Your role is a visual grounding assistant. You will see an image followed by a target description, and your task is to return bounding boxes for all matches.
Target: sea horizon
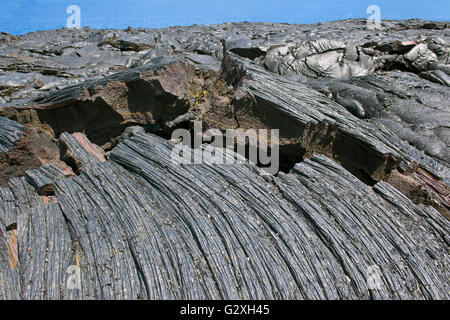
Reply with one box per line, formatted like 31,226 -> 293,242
1,0 -> 449,35
4,17 -> 450,37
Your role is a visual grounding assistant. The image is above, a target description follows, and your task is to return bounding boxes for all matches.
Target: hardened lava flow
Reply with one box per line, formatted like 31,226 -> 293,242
0,19 -> 449,299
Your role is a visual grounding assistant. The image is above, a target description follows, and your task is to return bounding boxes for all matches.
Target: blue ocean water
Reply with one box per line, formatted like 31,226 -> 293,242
0,0 -> 449,35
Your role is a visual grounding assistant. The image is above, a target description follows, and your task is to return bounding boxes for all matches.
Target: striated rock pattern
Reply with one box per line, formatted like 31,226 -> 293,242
0,19 -> 449,300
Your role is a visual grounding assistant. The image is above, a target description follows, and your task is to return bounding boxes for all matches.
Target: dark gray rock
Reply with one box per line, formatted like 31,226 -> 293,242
0,132 -> 448,299
25,164 -> 67,195
0,116 -> 26,153
116,126 -> 146,144
59,132 -> 106,174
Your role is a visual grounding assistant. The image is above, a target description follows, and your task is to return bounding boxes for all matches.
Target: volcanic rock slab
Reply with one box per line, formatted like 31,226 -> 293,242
0,132 -> 448,299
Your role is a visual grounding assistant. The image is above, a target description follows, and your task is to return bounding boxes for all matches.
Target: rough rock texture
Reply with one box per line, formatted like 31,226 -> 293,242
0,19 -> 449,300
0,116 -> 69,187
